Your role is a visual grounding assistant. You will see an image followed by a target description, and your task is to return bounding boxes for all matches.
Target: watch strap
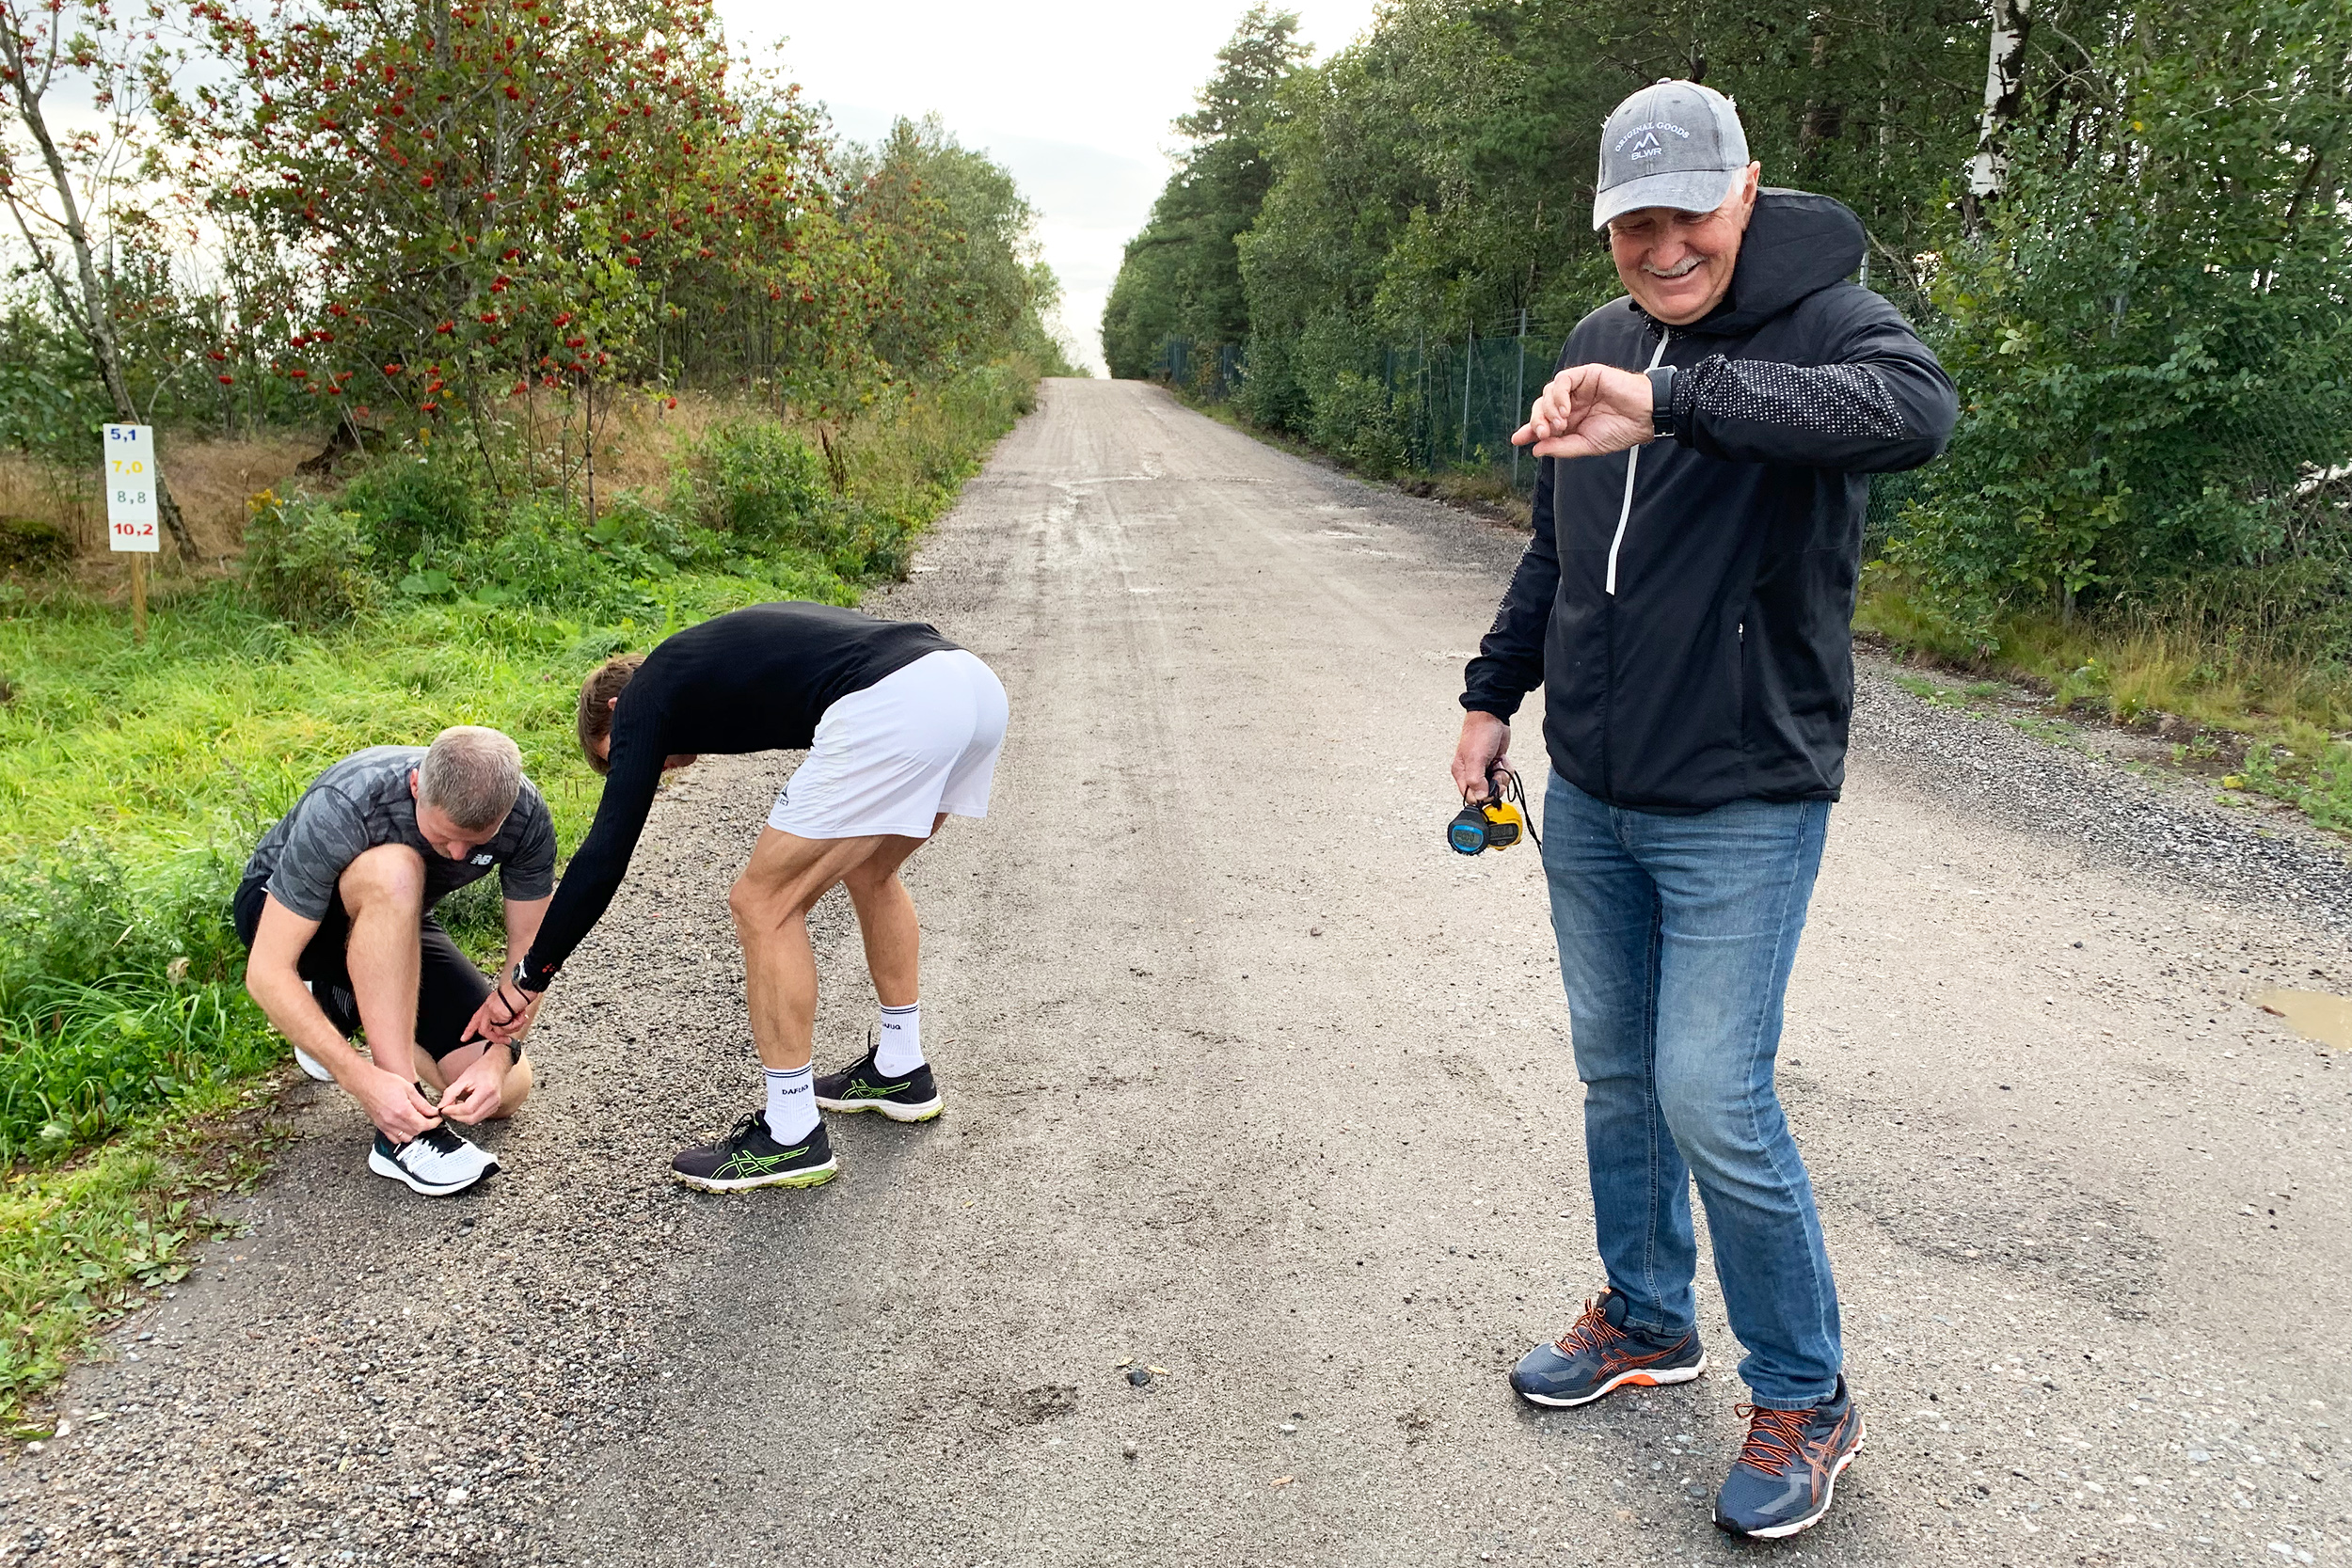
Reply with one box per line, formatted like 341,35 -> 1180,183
1645,365 -> 1677,439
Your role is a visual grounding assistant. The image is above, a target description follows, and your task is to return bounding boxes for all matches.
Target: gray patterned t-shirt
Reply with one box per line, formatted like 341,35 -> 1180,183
241,746 -> 558,921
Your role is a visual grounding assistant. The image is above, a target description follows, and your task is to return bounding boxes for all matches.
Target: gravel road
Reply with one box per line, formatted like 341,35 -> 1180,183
8,378 -> 2347,1568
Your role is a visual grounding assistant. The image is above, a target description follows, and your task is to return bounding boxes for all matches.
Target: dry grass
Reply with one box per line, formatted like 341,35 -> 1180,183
0,435 -> 321,565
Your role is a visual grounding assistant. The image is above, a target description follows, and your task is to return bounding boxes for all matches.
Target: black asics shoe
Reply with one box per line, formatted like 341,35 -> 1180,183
1713,1376 -> 1865,1540
671,1113 -> 838,1193
815,1040 -> 942,1123
369,1123 -> 499,1196
1509,1288 -> 1708,1408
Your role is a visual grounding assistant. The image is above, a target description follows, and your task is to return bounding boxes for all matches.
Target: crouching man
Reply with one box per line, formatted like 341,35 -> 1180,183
237,726 -> 556,1196
465,600 -> 1008,1194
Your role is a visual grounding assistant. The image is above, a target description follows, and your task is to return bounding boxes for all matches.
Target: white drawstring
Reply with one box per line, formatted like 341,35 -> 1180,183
1604,330 -> 1671,596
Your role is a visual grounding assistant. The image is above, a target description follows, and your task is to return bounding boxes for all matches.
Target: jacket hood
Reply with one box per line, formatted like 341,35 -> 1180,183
1638,188 -> 1867,339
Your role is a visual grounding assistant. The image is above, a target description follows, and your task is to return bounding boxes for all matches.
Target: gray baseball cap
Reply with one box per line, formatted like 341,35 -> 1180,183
1593,79 -> 1751,230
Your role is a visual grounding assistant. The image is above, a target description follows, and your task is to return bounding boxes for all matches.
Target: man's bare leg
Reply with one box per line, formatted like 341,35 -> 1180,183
728,828 -> 894,1070
839,814 -> 946,1007
338,846 -> 429,1085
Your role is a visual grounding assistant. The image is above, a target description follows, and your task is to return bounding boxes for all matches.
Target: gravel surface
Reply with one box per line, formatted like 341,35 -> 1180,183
8,379 -> 2346,1567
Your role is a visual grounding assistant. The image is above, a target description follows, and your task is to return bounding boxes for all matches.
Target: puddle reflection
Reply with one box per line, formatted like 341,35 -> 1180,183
2256,989 -> 2352,1051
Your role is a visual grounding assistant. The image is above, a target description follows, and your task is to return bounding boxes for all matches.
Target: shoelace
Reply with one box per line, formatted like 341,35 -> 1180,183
1731,1404 -> 1814,1476
409,1121 -> 467,1156
727,1111 -> 769,1144
1553,1295 -> 1627,1356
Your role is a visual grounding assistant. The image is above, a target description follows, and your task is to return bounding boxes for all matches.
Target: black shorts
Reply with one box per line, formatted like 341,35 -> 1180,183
233,877 -> 498,1062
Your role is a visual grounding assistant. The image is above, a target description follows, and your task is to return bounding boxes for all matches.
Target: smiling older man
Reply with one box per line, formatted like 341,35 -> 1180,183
1449,80 -> 1957,1539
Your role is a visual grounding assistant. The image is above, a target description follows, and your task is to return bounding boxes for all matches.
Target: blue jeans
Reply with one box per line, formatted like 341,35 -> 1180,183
1540,771 -> 1841,1409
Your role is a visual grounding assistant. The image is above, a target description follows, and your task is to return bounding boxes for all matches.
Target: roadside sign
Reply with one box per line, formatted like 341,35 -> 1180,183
104,423 -> 160,552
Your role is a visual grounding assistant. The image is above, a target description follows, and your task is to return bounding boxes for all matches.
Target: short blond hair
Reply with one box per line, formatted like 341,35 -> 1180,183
418,725 -> 522,832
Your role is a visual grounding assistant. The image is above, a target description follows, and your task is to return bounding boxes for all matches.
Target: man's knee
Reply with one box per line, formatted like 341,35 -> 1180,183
501,1056 -> 535,1115
840,858 -> 901,901
1654,1065 -> 1777,1177
340,844 -> 427,913
729,871 -> 805,930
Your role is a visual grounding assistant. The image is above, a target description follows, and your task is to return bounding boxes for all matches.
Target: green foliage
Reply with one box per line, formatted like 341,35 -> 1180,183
338,455 -> 485,568
0,1073 -> 272,1422
1102,7 -> 1307,379
845,118 -> 1075,383
0,303 -> 111,460
0,830 -> 273,1162
1892,0 -> 2352,638
238,492 -> 377,627
699,422 -> 831,547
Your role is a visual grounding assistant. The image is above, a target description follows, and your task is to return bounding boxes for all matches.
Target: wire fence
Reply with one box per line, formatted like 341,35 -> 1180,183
1152,317 -> 1921,539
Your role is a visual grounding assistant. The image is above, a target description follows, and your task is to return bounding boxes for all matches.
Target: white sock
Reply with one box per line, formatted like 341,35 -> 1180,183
874,1002 -> 924,1074
762,1063 -> 817,1142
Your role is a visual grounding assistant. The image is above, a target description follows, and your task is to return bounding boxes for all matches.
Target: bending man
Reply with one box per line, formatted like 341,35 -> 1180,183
469,600 -> 1008,1193
239,727 -> 552,1196
1453,81 -> 1956,1540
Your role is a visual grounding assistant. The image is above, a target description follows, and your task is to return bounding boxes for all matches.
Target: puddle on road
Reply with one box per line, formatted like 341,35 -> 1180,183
2256,988 -> 2352,1050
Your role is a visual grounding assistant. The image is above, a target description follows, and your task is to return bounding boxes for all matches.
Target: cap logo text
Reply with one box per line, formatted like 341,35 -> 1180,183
1614,120 -> 1692,161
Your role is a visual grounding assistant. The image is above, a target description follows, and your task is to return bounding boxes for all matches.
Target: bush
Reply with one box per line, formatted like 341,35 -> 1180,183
0,517 -> 72,574
315,446 -> 483,566
697,421 -> 829,549
1310,370 -> 1406,478
0,832 -> 270,1163
240,490 -> 376,626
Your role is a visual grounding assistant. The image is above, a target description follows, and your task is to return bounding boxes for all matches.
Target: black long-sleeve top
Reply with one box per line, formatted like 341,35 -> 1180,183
517,602 -> 955,988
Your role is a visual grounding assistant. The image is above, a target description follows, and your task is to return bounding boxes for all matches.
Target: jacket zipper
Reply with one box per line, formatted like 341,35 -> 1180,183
1603,328 -> 1671,597
1601,326 -> 1670,800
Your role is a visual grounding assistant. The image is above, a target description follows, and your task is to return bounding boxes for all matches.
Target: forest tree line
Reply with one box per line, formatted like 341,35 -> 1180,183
1104,1 -> 2352,647
1,0 -> 1073,560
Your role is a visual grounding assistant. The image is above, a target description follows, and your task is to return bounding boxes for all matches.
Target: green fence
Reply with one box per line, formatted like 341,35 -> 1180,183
1152,319 -> 1923,538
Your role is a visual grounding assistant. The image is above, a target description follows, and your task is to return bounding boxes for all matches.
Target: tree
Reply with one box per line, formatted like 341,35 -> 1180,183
1101,5 -> 1305,380
1963,0 -> 2032,233
0,0 -> 199,559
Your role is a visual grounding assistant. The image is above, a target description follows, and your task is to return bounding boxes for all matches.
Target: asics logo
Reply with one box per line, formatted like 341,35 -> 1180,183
714,1146 -> 807,1179
846,1080 -> 912,1099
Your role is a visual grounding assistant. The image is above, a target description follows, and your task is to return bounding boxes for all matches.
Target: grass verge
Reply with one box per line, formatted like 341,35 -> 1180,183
1857,568 -> 2352,832
0,1069 -> 288,1433
0,360 -> 1037,1420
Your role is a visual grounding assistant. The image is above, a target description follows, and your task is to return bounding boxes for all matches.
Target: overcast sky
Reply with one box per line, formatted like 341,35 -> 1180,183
713,1 -> 1384,374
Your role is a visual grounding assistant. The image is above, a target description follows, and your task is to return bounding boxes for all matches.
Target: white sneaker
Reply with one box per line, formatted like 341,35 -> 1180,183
367,1124 -> 500,1196
292,1045 -> 335,1082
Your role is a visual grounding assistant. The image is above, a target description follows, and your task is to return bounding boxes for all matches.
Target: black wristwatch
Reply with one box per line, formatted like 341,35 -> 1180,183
1645,364 -> 1677,439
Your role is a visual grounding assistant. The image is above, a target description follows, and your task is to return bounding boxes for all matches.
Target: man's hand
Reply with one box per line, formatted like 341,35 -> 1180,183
438,1045 -> 510,1125
354,1064 -> 442,1143
1452,711 -> 1512,803
1512,364 -> 1655,460
463,968 -> 539,1047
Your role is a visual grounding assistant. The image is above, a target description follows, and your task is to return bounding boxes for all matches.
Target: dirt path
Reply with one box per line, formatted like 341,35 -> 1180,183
10,378 -> 2347,1568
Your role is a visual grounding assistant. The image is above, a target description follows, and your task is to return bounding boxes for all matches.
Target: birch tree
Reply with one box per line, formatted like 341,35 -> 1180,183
0,0 -> 197,560
1963,0 -> 2032,234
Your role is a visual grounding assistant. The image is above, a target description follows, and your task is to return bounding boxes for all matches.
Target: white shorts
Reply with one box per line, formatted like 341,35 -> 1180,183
767,649 -> 1008,840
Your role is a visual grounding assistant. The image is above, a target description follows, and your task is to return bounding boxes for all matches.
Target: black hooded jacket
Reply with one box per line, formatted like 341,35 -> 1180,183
1461,190 -> 1958,814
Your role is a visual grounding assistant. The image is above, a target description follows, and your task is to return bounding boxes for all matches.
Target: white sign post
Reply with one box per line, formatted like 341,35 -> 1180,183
104,423 -> 158,641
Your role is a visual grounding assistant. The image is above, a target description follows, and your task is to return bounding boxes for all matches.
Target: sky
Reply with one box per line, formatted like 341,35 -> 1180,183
712,1 -> 1386,374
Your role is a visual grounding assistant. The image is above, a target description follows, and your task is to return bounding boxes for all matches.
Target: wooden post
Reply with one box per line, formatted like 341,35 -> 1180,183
104,422 -> 160,640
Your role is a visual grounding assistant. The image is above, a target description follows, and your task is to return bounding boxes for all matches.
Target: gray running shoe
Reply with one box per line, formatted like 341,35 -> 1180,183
1509,1288 -> 1707,1408
1713,1376 -> 1864,1539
